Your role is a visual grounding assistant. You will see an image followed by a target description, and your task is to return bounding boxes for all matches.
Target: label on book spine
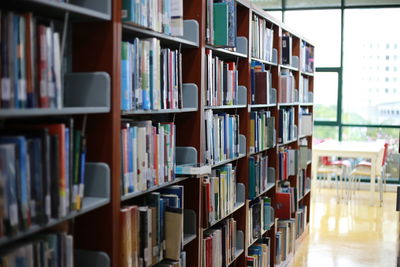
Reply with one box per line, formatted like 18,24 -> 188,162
1,78 -> 11,100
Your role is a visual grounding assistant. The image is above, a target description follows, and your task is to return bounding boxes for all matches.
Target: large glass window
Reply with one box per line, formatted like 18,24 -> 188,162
314,72 -> 339,121
268,11 -> 283,21
342,127 -> 400,179
284,10 -> 341,67
251,0 -> 282,9
313,126 -> 339,141
343,8 -> 400,125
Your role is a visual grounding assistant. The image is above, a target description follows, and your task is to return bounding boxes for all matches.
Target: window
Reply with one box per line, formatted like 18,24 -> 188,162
286,0 -> 341,8
343,8 -> 400,125
345,0 -> 400,6
268,11 -> 283,21
284,10 -> 341,67
251,0 -> 282,9
314,72 -> 339,121
313,126 -> 339,141
342,127 -> 400,180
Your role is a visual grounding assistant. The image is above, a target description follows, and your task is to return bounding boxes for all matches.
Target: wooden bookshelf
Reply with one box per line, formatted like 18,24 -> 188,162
0,0 -> 314,266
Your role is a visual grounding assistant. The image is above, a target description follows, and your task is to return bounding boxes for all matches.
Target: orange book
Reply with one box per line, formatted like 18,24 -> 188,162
120,207 -> 132,267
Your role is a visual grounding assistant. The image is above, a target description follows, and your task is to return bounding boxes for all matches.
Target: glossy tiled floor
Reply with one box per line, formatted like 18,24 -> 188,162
290,187 -> 400,267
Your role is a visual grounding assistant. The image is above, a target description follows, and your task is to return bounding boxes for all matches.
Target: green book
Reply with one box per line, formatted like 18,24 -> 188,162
213,3 -> 228,47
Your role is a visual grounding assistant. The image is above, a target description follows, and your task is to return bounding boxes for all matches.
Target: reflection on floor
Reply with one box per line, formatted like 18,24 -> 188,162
290,188 -> 399,267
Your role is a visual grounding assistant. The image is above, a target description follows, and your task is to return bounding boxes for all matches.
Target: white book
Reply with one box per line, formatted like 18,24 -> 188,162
170,0 -> 183,36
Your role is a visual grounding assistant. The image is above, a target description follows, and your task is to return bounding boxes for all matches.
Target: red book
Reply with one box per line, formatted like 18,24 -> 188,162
37,24 -> 49,108
283,151 -> 288,180
276,192 -> 291,219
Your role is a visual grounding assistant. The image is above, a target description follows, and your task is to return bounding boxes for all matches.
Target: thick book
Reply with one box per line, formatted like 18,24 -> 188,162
276,192 -> 291,219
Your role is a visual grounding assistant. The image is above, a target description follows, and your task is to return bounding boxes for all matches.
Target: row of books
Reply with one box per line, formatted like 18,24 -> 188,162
248,155 -> 274,200
247,238 -> 271,267
121,38 -> 183,111
248,197 -> 274,245
122,0 -> 183,36
120,186 -> 184,267
0,119 -> 86,237
250,62 -> 274,105
281,35 -> 292,66
204,110 -> 241,165
120,121 -> 175,195
278,148 -> 298,181
251,14 -> 274,63
295,206 -> 308,239
206,0 -> 237,47
299,76 -> 312,103
299,108 -> 313,137
202,218 -> 237,267
249,110 -> 275,154
276,220 -> 295,265
278,107 -> 296,144
0,11 -> 62,109
279,71 -> 296,104
297,169 -> 311,200
205,50 -> 239,107
203,164 -> 237,226
300,41 -> 314,73
0,232 -> 73,267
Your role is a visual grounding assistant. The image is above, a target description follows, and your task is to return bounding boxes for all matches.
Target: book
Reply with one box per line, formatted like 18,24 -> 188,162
248,155 -> 270,199
281,35 -> 292,65
120,121 -> 176,195
204,110 -> 240,165
249,110 -> 274,153
121,39 -> 183,111
208,0 -> 237,47
251,14 -> 274,62
122,0 -> 183,36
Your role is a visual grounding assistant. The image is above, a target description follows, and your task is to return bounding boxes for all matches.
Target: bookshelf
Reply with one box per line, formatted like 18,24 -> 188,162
0,0 -> 314,266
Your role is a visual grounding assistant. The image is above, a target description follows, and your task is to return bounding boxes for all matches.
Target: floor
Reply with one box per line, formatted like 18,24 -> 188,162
290,187 -> 400,267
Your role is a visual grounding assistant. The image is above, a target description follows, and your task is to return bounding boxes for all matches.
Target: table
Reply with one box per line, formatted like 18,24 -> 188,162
312,140 -> 385,205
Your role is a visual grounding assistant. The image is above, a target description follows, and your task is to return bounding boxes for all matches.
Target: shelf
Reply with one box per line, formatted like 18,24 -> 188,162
123,21 -> 199,48
249,103 -> 277,109
298,189 -> 311,202
183,209 -> 197,247
122,107 -> 197,115
3,0 -> 111,21
301,71 -> 314,77
295,223 -> 309,251
278,102 -> 298,108
251,57 -> 278,66
183,233 -> 197,247
0,72 -> 111,118
270,221 -> 275,228
276,253 -> 294,267
278,139 -> 298,146
299,134 -> 312,139
228,248 -> 245,266
253,182 -> 275,200
205,104 -> 247,110
121,177 -> 189,201
211,154 -> 246,168
280,64 -> 299,72
299,102 -> 313,106
0,107 -> 110,118
249,146 -> 275,156
205,201 -> 245,230
0,162 -> 110,247
205,45 -> 247,59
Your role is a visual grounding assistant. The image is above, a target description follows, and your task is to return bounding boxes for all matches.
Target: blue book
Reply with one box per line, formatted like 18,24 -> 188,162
160,185 -> 184,209
0,143 -> 19,233
65,128 -> 70,214
159,198 -> 167,247
160,194 -> 179,209
121,42 -> 130,111
0,136 -> 29,230
27,138 -> 43,224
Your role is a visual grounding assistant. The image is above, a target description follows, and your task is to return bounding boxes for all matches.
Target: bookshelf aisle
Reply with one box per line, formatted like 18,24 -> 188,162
0,0 -> 314,266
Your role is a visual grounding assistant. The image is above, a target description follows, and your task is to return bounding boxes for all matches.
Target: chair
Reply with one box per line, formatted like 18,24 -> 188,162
350,143 -> 388,206
316,156 -> 352,202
